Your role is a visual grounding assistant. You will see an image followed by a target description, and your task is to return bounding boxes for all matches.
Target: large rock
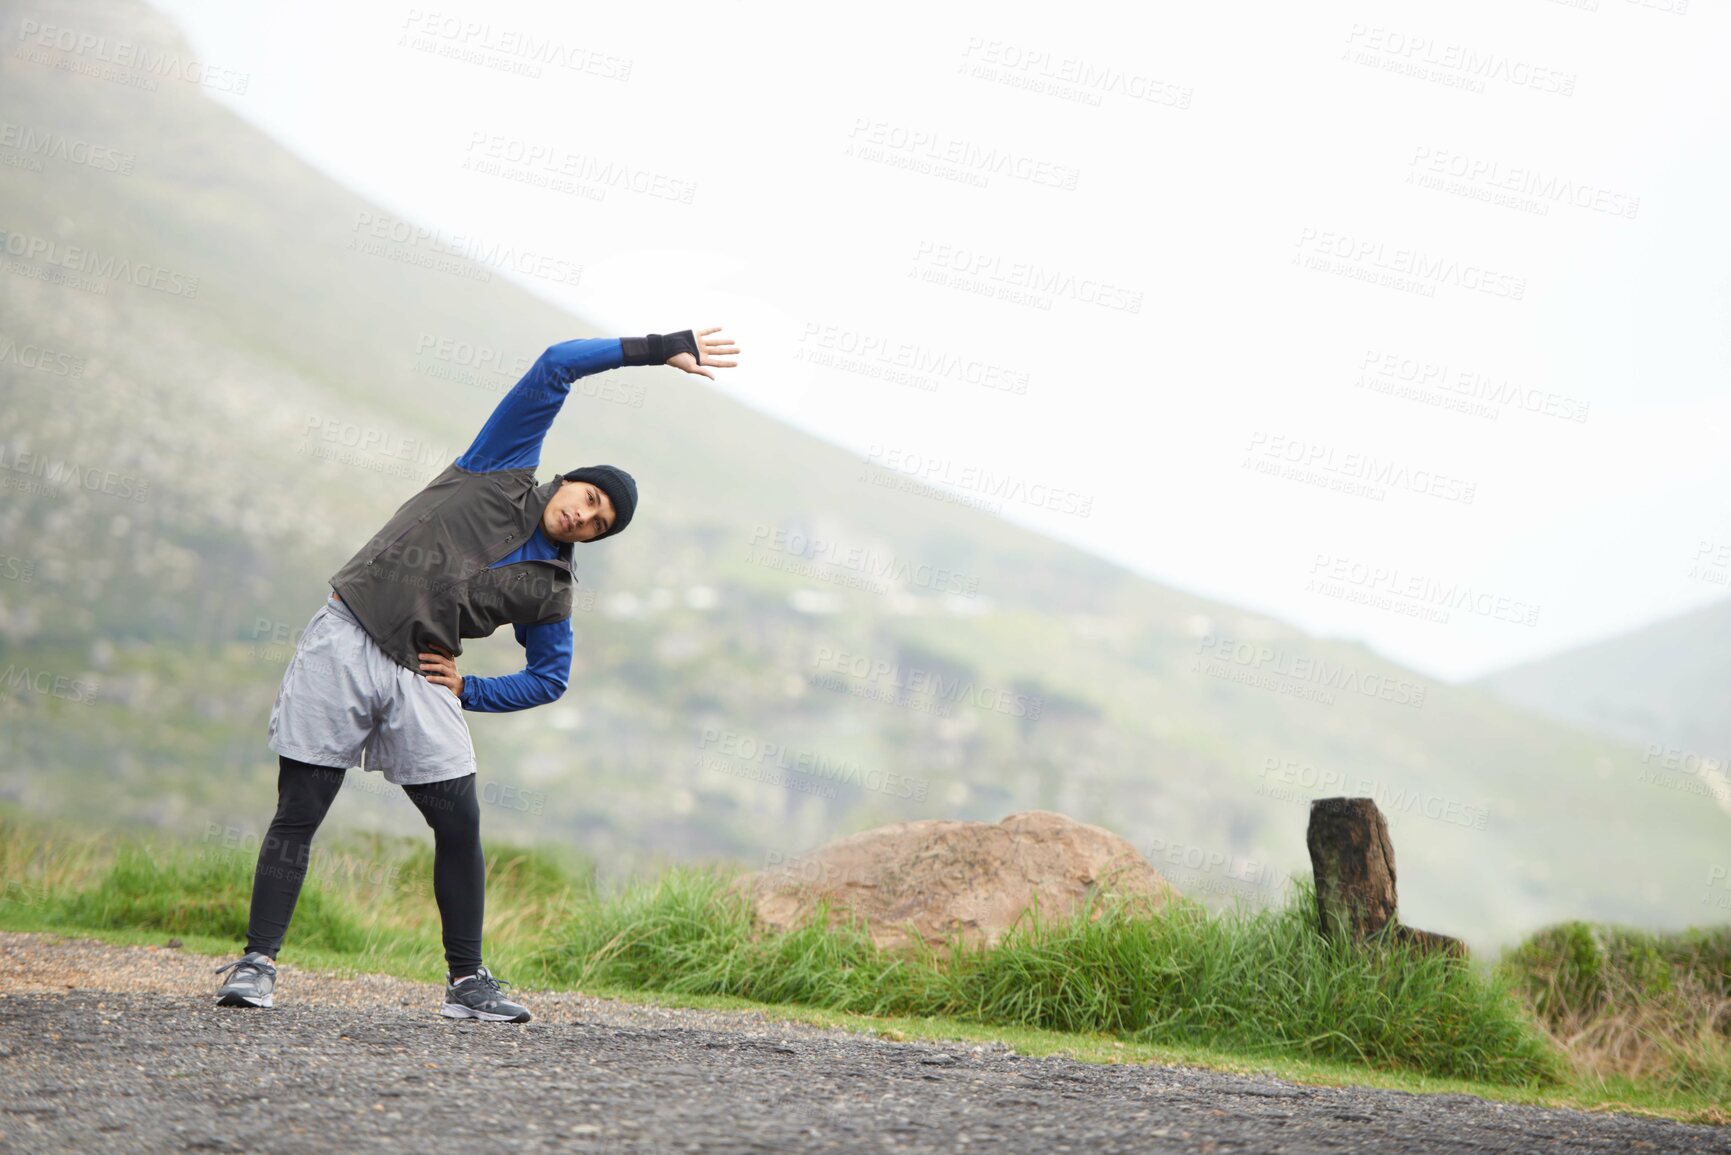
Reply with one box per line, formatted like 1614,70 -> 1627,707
731,810 -> 1179,952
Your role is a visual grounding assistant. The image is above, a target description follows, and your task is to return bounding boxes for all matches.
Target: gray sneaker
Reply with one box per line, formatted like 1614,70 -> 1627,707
214,951 -> 277,1008
440,966 -> 530,1023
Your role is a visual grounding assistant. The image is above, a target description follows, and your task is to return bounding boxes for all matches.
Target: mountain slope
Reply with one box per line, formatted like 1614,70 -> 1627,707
1,0 -> 1724,951
1477,597 -> 1731,814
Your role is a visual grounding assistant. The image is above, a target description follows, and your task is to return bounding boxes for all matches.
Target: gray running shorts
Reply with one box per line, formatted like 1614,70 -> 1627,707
266,593 -> 477,786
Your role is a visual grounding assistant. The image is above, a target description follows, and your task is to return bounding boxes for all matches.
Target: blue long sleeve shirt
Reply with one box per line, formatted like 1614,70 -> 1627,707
453,337 -> 626,713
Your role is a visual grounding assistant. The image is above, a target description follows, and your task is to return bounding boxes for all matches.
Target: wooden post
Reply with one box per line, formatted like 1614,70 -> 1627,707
1307,797 -> 1398,943
1306,797 -> 1467,960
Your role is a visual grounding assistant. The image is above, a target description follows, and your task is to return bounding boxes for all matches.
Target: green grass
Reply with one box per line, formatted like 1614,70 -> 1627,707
0,805 -> 592,984
60,842 -> 369,951
1,804 -> 1726,1126
1498,920 -> 1731,1102
535,867 -> 1561,1086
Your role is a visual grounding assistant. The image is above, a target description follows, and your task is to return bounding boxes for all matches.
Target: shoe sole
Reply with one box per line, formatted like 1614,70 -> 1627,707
441,1003 -> 530,1023
216,991 -> 274,1008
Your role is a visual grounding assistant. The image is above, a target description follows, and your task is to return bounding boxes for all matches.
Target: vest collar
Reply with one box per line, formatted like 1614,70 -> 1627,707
531,474 -> 564,510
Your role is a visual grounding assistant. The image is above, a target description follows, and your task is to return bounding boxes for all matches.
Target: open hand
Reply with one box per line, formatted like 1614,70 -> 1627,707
419,647 -> 464,699
667,326 -> 739,380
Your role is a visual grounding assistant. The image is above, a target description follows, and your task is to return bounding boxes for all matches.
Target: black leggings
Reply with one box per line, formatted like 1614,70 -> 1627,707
245,755 -> 485,976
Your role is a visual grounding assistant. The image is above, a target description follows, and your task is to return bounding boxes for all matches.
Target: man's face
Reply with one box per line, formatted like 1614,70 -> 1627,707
542,478 -> 617,544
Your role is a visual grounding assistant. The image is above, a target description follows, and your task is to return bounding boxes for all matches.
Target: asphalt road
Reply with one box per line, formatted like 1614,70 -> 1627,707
2,987 -> 1728,1154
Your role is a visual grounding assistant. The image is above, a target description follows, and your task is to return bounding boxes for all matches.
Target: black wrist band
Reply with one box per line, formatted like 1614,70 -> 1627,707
620,330 -> 699,366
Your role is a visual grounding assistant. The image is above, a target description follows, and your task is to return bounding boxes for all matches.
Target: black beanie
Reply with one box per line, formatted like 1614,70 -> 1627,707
561,465 -> 637,541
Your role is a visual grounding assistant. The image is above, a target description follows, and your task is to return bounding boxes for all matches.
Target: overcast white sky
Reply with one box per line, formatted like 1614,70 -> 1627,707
145,0 -> 1731,682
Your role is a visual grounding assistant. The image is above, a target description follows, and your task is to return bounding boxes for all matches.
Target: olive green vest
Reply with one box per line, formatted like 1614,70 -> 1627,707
329,462 -> 575,672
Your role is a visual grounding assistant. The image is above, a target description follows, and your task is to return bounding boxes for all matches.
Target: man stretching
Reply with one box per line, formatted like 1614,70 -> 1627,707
213,327 -> 740,1021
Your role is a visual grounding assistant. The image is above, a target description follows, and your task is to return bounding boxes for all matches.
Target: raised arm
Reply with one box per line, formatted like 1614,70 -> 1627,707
455,331 -> 723,473
456,338 -> 626,474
